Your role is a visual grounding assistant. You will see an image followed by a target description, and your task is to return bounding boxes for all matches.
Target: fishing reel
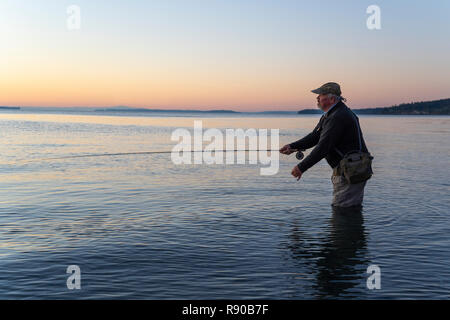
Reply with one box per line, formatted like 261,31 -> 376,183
295,149 -> 306,161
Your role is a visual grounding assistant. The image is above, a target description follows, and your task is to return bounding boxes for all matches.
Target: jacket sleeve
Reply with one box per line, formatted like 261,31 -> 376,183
289,116 -> 323,150
297,116 -> 345,173
289,130 -> 320,150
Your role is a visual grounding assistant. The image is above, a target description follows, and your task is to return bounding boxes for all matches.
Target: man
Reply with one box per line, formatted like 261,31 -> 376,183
279,82 -> 370,207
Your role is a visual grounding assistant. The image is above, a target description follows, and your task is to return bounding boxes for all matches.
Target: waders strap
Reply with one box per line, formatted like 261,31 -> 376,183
334,110 -> 362,156
332,166 -> 342,176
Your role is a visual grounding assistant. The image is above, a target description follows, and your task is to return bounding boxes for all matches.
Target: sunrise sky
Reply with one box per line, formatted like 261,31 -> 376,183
1,0 -> 449,111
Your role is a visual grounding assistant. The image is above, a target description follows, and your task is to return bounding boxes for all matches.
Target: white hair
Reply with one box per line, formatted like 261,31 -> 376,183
327,94 -> 346,102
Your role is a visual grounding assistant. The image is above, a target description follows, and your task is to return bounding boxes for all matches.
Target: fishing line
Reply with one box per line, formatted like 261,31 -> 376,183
5,149 -> 305,165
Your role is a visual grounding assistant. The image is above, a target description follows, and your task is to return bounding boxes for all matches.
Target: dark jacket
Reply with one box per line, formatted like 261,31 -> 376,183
289,101 -> 369,173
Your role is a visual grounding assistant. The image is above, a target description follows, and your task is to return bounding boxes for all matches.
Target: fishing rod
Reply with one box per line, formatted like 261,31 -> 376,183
9,149 -> 305,164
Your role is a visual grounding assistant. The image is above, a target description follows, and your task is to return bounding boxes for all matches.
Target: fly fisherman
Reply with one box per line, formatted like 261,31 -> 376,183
280,82 -> 373,208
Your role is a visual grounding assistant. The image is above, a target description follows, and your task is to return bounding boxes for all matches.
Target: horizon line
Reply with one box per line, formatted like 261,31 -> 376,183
2,96 -> 450,113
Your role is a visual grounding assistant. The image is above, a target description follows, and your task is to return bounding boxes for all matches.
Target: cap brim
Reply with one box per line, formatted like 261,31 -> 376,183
311,88 -> 322,94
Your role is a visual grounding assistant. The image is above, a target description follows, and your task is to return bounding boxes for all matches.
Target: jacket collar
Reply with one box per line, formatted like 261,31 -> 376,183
324,100 -> 345,118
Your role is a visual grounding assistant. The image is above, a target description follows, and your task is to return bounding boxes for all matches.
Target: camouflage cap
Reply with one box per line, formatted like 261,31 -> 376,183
311,82 -> 341,96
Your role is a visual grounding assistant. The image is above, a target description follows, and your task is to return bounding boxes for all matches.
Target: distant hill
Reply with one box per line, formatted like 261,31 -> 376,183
298,98 -> 450,115
355,98 -> 450,115
95,108 -> 298,114
95,107 -> 239,113
297,109 -> 323,114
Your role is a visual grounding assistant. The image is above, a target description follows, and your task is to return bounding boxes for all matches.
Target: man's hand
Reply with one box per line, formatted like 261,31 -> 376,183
291,165 -> 303,181
280,144 -> 295,155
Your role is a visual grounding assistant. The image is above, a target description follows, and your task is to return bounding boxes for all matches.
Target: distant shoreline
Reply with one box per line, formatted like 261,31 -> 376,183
1,97 -> 449,115
1,107 -> 299,115
298,98 -> 450,115
95,108 -> 239,113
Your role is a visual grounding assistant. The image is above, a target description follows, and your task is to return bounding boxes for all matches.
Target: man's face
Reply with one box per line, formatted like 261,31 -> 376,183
316,94 -> 334,111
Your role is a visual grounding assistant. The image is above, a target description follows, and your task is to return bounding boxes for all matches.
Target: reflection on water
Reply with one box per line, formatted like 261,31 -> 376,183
316,206 -> 368,298
287,206 -> 368,299
0,112 -> 449,299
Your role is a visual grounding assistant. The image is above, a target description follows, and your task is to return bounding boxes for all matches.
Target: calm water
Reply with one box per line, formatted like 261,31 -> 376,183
0,111 -> 449,299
